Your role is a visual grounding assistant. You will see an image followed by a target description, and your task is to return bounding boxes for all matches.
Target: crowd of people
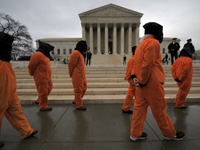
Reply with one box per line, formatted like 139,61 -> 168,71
0,21 -> 196,147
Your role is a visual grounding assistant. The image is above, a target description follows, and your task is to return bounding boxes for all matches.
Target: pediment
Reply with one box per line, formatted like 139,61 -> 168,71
79,3 -> 143,17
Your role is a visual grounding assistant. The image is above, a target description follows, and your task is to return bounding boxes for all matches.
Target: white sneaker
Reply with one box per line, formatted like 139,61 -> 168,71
130,132 -> 147,141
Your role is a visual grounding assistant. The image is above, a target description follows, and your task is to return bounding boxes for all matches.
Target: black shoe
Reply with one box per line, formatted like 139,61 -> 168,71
76,107 -> 87,110
35,101 -> 39,105
40,107 -> 52,111
0,142 -> 4,147
24,130 -> 38,139
164,131 -> 185,140
175,106 -> 188,109
72,102 -> 76,104
122,109 -> 133,114
130,132 -> 147,141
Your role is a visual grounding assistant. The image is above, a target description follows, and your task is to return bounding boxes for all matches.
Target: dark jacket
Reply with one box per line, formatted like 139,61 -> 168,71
86,51 -> 92,59
183,42 -> 195,54
168,42 -> 180,53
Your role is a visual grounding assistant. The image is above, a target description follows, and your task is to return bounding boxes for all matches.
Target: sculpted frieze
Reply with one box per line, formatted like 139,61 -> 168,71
85,7 -> 137,16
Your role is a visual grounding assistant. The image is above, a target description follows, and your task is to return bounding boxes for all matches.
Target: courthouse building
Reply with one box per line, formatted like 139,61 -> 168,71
36,4 -> 179,66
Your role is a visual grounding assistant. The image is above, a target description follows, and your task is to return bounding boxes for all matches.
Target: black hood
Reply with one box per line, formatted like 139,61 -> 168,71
143,22 -> 163,43
0,32 -> 14,62
179,45 -> 192,59
75,40 -> 87,54
36,40 -> 54,58
132,46 -> 137,55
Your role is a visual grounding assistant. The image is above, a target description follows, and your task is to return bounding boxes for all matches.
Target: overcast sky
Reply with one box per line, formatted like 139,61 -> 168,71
0,0 -> 199,50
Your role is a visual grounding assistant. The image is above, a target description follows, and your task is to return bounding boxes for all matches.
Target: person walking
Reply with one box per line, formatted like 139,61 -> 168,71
123,55 -> 127,66
86,49 -> 92,66
171,44 -> 193,109
0,32 -> 38,147
168,38 -> 180,65
130,22 -> 185,141
164,53 -> 168,64
28,40 -> 54,111
122,46 -> 137,114
68,40 -> 88,110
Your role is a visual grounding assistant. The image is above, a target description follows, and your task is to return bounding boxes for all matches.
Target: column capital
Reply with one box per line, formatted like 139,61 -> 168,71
81,23 -> 85,27
129,23 -> 132,27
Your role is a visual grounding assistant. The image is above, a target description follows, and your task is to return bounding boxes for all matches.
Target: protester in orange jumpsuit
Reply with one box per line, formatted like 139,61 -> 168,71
130,22 -> 185,141
28,40 -> 54,111
0,32 -> 38,147
68,41 -> 87,110
171,45 -> 193,109
122,46 -> 137,114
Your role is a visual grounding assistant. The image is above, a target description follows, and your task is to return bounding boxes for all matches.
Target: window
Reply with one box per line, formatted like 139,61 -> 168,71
57,49 -> 60,55
162,48 -> 165,54
52,50 -> 54,55
69,49 -> 72,54
63,49 -> 66,55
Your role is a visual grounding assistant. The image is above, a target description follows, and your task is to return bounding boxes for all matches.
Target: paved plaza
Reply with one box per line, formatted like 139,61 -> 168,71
1,103 -> 200,150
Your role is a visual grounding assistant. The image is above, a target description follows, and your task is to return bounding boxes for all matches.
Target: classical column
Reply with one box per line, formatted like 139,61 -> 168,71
128,23 -> 132,53
82,23 -> 86,40
89,24 -> 93,52
105,24 -> 108,54
113,23 -> 117,53
97,24 -> 101,54
120,23 -> 124,54
135,23 -> 140,46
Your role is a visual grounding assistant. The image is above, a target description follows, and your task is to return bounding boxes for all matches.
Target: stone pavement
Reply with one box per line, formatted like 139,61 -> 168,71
1,103 -> 200,150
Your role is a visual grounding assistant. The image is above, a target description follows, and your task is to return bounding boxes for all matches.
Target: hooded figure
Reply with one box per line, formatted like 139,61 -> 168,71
130,22 -> 184,141
171,46 -> 193,108
28,40 -> 54,111
122,46 -> 137,114
0,32 -> 37,147
68,40 -> 87,110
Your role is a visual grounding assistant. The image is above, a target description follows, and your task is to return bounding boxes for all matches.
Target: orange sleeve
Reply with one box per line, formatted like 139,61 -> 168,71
179,59 -> 193,81
68,51 -> 79,77
171,62 -> 177,80
125,58 -> 132,80
28,52 -> 42,76
139,40 -> 158,85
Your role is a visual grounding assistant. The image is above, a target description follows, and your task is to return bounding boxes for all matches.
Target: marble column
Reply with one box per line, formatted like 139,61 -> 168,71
89,24 -> 93,52
97,24 -> 101,54
135,23 -> 140,46
113,23 -> 117,53
128,23 -> 132,53
105,24 -> 108,54
120,23 -> 124,54
82,23 -> 86,41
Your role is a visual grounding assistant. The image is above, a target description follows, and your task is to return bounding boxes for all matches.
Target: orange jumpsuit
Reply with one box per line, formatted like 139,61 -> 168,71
122,56 -> 135,111
130,35 -> 176,138
0,60 -> 34,139
28,52 -> 53,110
68,50 -> 87,108
171,57 -> 193,107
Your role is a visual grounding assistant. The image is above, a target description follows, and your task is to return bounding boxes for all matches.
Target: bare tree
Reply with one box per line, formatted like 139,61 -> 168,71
0,12 -> 34,59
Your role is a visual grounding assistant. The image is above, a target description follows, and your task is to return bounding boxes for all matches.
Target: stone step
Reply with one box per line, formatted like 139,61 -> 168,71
18,93 -> 200,104
16,87 -> 200,95
16,81 -> 200,89
14,66 -> 200,104
14,73 -> 200,79
15,77 -> 200,83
